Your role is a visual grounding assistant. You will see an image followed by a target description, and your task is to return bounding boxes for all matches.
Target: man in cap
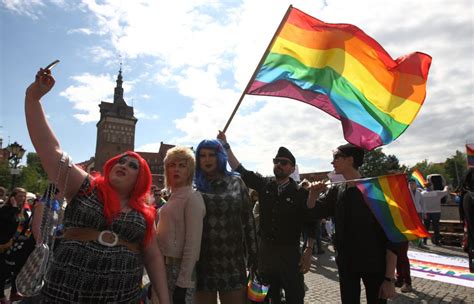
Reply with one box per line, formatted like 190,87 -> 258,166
217,131 -> 317,304
307,143 -> 399,303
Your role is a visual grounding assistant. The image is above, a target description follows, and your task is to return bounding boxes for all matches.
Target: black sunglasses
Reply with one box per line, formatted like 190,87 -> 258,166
273,158 -> 291,166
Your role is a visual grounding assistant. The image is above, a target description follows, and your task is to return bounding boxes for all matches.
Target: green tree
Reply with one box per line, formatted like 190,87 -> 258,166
444,150 -> 467,188
410,160 -> 448,186
19,152 -> 48,193
0,159 -> 11,190
359,148 -> 403,177
26,152 -> 48,179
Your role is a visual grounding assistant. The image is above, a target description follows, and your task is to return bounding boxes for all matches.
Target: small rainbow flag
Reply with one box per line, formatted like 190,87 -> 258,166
247,6 -> 432,150
410,168 -> 427,188
247,277 -> 269,302
466,144 -> 474,168
355,174 -> 430,242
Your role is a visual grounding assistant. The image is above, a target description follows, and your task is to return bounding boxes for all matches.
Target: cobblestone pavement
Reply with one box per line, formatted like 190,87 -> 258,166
304,240 -> 474,304
5,241 -> 472,303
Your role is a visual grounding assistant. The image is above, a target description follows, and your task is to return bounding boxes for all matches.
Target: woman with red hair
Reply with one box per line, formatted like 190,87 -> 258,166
25,67 -> 170,303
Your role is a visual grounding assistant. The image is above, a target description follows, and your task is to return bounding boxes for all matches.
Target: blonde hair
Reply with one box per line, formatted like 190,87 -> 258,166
7,187 -> 27,207
164,146 -> 195,189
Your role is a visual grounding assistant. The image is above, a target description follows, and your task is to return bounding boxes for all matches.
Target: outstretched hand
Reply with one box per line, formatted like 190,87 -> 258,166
217,130 -> 227,143
306,180 -> 328,208
308,180 -> 328,195
26,68 -> 55,101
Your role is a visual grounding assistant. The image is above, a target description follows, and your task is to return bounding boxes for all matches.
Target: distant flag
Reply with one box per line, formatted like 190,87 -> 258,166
245,6 -> 432,150
410,168 -> 427,189
466,144 -> 474,168
355,174 -> 430,242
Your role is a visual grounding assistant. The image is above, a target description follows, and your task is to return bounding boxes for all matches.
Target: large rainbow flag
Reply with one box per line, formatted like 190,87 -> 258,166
355,174 -> 430,242
246,6 -> 432,150
466,144 -> 474,168
410,168 -> 427,188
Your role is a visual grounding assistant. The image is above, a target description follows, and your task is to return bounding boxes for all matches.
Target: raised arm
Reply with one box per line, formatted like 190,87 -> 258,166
25,68 -> 86,201
306,181 -> 328,208
217,130 -> 240,170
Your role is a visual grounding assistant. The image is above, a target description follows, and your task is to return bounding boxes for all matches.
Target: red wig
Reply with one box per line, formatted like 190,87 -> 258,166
91,151 -> 155,246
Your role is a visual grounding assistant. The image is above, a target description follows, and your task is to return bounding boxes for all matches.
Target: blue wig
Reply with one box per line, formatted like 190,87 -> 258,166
194,139 -> 238,192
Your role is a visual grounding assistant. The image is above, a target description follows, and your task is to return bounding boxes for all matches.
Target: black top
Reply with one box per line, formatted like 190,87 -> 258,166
235,164 -> 316,246
312,184 -> 399,273
0,205 -> 22,244
463,191 -> 474,243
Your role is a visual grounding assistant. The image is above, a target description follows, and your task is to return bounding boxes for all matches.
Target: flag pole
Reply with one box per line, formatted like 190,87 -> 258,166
325,173 -> 408,185
222,5 -> 294,133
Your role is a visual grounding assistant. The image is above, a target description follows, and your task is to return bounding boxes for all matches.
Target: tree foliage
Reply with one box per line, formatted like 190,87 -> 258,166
410,150 -> 468,188
359,148 -> 404,177
20,152 -> 48,193
444,150 -> 467,188
0,160 -> 11,189
0,152 -> 48,194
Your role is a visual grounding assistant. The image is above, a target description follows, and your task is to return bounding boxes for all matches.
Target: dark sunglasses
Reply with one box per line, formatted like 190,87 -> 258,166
273,158 -> 291,166
117,156 -> 140,170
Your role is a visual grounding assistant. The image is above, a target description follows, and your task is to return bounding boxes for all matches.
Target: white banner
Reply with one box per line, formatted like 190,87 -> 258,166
408,250 -> 474,288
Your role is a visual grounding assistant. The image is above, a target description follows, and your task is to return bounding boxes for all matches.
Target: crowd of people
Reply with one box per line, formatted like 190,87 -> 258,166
0,68 -> 473,304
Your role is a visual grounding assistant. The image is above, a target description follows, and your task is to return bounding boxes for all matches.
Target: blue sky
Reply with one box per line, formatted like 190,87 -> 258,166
1,0 -> 473,176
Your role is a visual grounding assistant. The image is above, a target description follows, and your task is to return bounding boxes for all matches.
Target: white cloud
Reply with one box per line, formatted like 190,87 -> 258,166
136,142 -> 160,153
1,0 -> 69,19
59,73 -> 133,123
86,46 -> 115,63
8,0 -> 470,174
67,28 -> 93,35
1,0 -> 45,19
135,110 -> 159,120
75,0 -> 473,174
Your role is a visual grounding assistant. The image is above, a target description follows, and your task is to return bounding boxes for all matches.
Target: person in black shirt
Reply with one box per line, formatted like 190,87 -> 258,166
307,144 -> 398,304
217,131 -> 319,304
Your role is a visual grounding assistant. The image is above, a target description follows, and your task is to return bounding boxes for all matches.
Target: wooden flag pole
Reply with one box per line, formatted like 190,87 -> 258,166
222,5 -> 294,133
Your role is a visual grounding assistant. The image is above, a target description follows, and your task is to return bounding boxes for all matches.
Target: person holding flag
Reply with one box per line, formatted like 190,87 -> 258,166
306,143 -> 399,303
217,131 -> 317,304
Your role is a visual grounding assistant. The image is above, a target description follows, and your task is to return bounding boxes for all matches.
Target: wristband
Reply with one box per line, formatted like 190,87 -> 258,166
384,277 -> 396,283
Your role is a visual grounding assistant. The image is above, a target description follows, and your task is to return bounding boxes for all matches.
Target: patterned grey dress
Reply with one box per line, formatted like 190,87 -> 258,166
40,178 -> 146,303
196,175 -> 258,291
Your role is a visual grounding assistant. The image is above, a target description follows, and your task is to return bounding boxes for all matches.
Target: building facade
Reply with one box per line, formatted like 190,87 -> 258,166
90,69 -> 174,188
94,68 -> 137,172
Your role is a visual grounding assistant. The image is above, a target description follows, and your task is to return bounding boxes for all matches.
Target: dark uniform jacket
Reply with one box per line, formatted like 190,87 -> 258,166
312,184 -> 399,273
235,164 -> 316,246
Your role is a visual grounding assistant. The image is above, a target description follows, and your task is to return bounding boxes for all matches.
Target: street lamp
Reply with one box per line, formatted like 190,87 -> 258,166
7,141 -> 26,190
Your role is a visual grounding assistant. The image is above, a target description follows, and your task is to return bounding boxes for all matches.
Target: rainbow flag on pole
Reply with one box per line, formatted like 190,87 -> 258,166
247,6 -> 432,150
355,174 -> 430,242
410,168 -> 427,189
467,144 -> 474,168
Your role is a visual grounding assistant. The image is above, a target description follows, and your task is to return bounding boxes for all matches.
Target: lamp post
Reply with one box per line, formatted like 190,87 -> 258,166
7,141 -> 26,190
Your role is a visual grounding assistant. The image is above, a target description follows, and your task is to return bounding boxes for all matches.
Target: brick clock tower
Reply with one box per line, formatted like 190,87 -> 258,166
94,68 -> 137,172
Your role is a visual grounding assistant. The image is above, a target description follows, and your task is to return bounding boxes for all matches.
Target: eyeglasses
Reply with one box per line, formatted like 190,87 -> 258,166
117,156 -> 140,170
273,158 -> 291,166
